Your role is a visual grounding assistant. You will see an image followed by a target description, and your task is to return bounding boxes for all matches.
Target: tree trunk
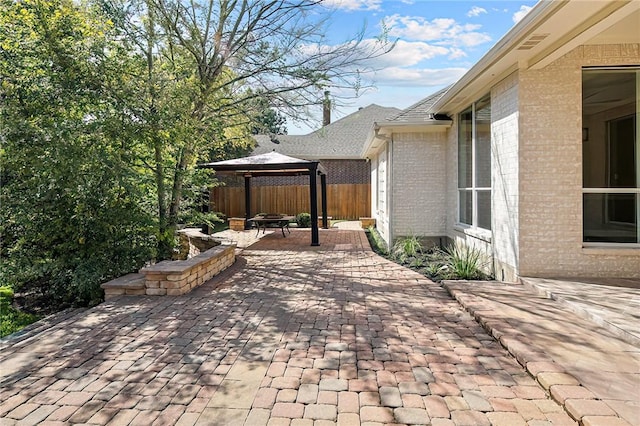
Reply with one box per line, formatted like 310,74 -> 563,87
146,0 -> 172,260
154,137 -> 173,260
168,144 -> 192,227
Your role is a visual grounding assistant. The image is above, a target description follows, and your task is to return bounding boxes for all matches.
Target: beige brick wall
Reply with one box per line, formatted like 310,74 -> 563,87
491,72 -> 520,281
518,43 -> 640,277
373,45 -> 637,279
391,132 -> 447,239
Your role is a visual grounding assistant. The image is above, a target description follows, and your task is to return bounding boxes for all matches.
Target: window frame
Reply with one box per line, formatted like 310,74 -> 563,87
457,94 -> 492,232
582,67 -> 640,247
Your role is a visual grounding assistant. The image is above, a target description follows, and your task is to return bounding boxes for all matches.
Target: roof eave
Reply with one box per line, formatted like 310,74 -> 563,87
376,120 -> 453,132
361,119 -> 452,158
430,0 -> 562,113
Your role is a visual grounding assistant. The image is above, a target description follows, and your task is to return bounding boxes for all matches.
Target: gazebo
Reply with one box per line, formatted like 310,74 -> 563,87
199,152 -> 328,246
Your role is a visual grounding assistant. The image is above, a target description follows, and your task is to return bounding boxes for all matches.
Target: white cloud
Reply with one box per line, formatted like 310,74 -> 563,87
368,39 -> 450,68
322,0 -> 382,11
448,48 -> 467,60
513,5 -> 533,23
455,31 -> 492,47
384,14 -> 492,48
374,66 -> 467,87
467,6 -> 487,17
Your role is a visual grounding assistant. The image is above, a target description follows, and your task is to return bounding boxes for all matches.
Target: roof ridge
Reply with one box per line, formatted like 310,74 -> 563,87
251,104 -> 401,158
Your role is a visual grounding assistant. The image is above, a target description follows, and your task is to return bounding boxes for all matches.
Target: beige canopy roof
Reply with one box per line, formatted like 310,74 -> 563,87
199,152 -> 327,246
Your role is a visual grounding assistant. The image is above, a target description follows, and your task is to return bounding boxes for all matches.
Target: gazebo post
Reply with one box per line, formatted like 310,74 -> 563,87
199,152 -> 327,246
309,164 -> 320,246
320,173 -> 328,229
244,175 -> 252,230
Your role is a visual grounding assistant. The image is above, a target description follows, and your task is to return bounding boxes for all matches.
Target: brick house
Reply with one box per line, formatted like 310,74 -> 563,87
212,104 -> 400,219
363,0 -> 639,280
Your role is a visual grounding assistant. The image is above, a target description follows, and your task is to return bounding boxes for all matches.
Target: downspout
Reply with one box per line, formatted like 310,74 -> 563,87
388,135 -> 394,246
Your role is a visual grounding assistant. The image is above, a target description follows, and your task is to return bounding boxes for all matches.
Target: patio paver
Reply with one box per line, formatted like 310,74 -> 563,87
0,228 -> 588,425
444,280 -> 639,426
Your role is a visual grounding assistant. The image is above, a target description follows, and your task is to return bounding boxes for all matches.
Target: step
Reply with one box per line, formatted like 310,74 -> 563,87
101,273 -> 146,298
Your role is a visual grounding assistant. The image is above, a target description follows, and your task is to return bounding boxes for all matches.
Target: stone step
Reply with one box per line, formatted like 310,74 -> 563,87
520,277 -> 640,347
101,273 -> 146,298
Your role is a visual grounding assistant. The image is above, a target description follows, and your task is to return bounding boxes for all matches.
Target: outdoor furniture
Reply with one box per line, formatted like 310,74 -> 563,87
248,214 -> 294,237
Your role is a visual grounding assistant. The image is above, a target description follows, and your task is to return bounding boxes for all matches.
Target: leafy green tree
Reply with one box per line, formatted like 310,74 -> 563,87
104,0 -> 394,257
0,0 -> 155,306
249,95 -> 288,135
0,0 -> 394,310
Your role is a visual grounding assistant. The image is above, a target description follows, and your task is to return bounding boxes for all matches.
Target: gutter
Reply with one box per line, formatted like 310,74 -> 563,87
374,118 -> 453,131
430,0 -> 565,113
361,118 -> 452,158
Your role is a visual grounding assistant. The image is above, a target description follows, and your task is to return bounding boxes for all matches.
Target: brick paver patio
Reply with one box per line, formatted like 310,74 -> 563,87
0,228 -> 577,425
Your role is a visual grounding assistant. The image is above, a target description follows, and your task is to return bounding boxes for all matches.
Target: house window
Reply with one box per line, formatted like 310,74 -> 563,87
458,95 -> 491,230
582,68 -> 639,245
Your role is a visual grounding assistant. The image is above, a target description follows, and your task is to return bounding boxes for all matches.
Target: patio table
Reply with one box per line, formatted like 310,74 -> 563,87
248,215 -> 295,237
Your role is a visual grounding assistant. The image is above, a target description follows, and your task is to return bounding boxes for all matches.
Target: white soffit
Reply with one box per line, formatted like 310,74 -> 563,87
530,1 -> 640,70
434,0 -> 637,115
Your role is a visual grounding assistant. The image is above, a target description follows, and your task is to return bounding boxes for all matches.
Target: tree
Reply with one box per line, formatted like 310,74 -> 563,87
249,95 -> 288,135
0,0 -> 395,309
0,0 -> 156,306
105,0 -> 394,258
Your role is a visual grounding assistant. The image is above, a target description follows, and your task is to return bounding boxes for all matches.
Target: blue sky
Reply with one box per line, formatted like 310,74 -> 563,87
288,0 -> 538,134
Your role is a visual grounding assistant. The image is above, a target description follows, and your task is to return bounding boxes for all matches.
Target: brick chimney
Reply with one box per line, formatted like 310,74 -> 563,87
322,91 -> 331,127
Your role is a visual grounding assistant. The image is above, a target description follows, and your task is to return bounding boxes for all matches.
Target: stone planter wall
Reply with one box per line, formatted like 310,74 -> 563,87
228,217 -> 246,231
359,217 -> 376,229
102,244 -> 236,299
174,228 -> 220,260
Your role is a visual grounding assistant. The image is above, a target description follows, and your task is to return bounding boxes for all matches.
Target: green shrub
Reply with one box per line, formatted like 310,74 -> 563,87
366,226 -> 388,255
0,286 -> 40,338
0,286 -> 13,312
179,210 -> 224,229
296,212 -> 311,228
419,247 -> 449,281
444,242 -> 491,280
391,235 -> 423,264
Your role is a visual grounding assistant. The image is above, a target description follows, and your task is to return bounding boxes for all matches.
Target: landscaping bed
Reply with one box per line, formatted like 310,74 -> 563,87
365,227 -> 493,282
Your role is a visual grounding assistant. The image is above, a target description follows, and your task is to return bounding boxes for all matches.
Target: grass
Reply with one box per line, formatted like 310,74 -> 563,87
211,221 -> 229,233
390,235 -> 423,263
444,242 -> 491,280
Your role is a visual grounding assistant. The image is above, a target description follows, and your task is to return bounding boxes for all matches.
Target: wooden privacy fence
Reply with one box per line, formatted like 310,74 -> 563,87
210,184 -> 370,220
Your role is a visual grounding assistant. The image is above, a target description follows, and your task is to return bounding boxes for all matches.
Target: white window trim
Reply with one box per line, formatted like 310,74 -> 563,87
453,223 -> 492,243
582,187 -> 640,248
457,97 -> 491,231
582,67 -> 639,246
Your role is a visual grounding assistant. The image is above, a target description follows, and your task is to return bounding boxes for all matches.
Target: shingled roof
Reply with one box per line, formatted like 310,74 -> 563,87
384,86 -> 450,124
253,104 -> 401,160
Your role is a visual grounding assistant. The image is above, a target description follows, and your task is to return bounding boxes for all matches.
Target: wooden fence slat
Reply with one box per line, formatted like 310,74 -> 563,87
210,184 -> 370,220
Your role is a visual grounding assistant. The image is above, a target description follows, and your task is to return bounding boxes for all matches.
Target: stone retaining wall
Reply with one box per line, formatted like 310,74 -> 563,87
174,228 -> 220,260
102,244 -> 236,299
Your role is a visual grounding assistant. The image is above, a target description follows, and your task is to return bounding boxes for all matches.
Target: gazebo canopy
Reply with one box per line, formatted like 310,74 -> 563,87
199,152 -> 327,177
199,152 -> 328,246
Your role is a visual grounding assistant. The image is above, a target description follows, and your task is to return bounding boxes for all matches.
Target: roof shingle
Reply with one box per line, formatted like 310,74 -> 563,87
252,104 -> 401,160
385,86 -> 451,123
